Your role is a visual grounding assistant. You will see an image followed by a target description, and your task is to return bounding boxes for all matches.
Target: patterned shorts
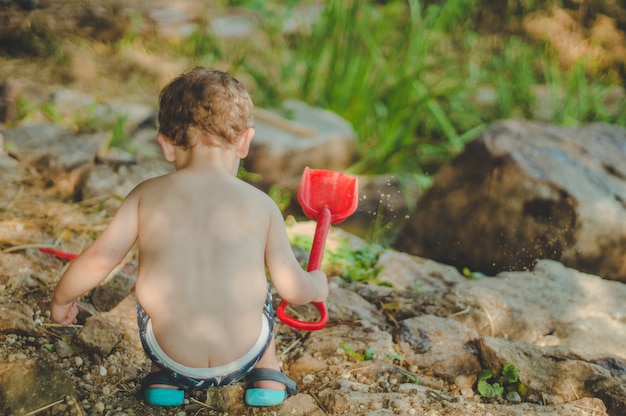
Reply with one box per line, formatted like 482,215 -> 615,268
136,289 -> 274,390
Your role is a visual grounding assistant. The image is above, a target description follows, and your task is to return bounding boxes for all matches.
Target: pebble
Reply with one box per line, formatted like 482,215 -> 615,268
99,365 -> 107,376
505,391 -> 522,403
54,339 -> 74,358
8,352 -> 26,362
460,388 -> 474,399
94,402 -> 105,412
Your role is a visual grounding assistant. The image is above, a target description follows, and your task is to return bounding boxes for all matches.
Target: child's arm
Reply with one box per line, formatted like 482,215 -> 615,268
264,202 -> 328,305
50,189 -> 140,324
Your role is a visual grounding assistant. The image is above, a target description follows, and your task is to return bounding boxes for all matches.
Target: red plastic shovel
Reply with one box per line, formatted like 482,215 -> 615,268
277,167 -> 358,331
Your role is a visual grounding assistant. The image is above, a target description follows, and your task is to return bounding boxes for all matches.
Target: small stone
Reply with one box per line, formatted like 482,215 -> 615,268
8,352 -> 27,362
290,354 -> 327,373
54,339 -> 74,358
460,388 -> 474,399
505,391 -> 522,403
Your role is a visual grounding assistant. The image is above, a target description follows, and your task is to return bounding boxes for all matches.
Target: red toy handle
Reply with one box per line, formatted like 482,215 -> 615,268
39,247 -> 78,260
276,301 -> 328,331
277,207 -> 331,331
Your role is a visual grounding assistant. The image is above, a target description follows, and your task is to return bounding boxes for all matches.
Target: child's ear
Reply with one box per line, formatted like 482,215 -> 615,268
236,128 -> 255,159
157,133 -> 176,162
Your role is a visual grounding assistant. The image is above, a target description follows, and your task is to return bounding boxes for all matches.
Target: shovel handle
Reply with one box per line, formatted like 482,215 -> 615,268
277,207 -> 331,331
276,300 -> 328,331
39,247 -> 78,260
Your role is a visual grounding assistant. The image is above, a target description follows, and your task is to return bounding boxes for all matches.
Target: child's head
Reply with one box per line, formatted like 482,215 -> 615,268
158,67 -> 253,149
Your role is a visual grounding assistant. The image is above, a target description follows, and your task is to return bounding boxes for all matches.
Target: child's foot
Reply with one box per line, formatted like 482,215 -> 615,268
244,368 -> 297,407
140,371 -> 185,406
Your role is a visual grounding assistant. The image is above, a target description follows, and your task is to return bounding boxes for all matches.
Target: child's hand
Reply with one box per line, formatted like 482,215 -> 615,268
310,270 -> 329,303
51,299 -> 79,325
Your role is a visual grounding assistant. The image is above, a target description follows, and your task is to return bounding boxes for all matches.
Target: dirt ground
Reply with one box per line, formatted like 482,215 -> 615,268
1,1 -> 625,415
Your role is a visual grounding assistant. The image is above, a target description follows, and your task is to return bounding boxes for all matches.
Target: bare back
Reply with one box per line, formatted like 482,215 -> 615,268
133,170 -> 274,368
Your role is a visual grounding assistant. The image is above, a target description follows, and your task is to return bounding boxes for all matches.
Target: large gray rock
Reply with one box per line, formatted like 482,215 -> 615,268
476,336 -> 626,415
451,260 -> 626,355
394,315 -> 481,389
245,99 -> 357,192
394,120 -> 626,282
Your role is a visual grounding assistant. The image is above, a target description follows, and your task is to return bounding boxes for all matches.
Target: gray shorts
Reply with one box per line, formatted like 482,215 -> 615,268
136,290 -> 274,390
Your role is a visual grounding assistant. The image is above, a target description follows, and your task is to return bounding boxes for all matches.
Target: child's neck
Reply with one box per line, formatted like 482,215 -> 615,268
174,144 -> 240,176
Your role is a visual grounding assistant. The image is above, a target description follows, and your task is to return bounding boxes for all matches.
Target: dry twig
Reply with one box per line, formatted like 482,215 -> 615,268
279,338 -> 301,359
25,398 -> 64,415
189,397 -> 220,411
42,323 -> 83,328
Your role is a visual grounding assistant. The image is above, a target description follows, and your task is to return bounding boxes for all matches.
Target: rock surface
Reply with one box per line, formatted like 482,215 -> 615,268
246,99 -> 357,193
1,115 -> 626,414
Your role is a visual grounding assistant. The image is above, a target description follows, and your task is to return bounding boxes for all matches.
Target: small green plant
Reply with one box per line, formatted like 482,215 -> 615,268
72,102 -> 101,133
477,369 -> 504,398
15,96 -> 30,123
267,185 -> 291,213
385,351 -> 404,363
403,371 -> 419,384
108,114 -> 132,150
339,342 -> 366,361
39,103 -> 63,124
363,348 -> 376,361
477,362 -> 526,400
325,240 -> 385,283
339,342 -> 376,362
176,24 -> 219,60
289,235 -> 384,284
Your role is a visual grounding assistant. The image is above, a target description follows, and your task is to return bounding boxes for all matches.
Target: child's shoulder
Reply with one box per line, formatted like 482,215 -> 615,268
236,177 -> 274,202
124,172 -> 176,200
132,173 -> 172,190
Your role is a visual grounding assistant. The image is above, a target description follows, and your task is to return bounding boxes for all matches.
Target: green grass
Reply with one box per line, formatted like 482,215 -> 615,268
179,0 -> 625,182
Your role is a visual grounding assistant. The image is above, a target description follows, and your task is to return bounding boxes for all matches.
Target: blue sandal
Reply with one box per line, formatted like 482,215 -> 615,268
140,371 -> 185,407
244,368 -> 297,407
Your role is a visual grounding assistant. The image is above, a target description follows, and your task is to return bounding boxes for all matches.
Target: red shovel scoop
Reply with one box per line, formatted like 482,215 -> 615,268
277,167 -> 358,331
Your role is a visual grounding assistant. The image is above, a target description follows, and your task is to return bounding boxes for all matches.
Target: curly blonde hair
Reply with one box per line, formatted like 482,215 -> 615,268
158,67 -> 253,148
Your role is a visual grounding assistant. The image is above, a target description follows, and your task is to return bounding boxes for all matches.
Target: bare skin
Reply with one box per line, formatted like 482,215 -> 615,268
50,128 -> 328,393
